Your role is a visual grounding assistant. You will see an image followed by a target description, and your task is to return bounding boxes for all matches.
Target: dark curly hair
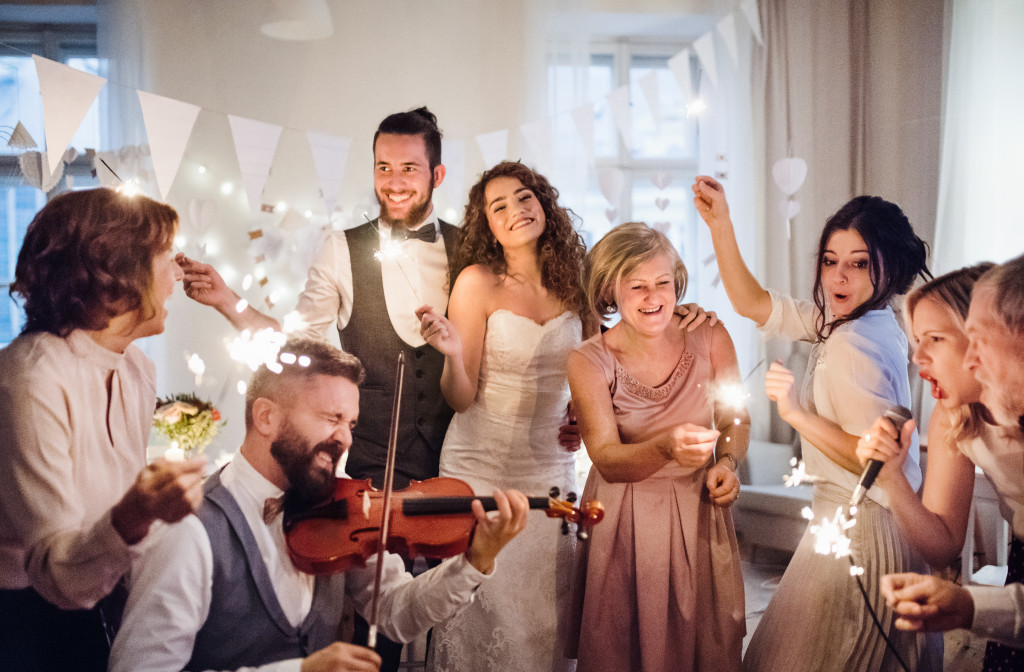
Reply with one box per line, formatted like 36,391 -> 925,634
11,188 -> 179,337
451,161 -> 587,317
812,195 -> 931,340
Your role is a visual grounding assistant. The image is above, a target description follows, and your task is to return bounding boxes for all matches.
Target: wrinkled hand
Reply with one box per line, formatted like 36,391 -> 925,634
855,416 -> 916,486
466,489 -> 529,575
111,456 -> 207,545
765,360 -> 800,422
665,423 -> 718,472
301,641 -> 381,672
558,401 -> 582,452
416,305 -> 462,358
692,176 -> 731,231
880,573 -> 975,633
706,462 -> 740,507
674,303 -> 719,332
176,253 -> 235,311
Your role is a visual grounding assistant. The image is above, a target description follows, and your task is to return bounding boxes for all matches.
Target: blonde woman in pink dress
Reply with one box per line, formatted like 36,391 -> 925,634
566,222 -> 748,672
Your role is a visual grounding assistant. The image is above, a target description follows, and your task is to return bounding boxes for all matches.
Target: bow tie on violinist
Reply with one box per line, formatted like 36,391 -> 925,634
396,225 -> 436,244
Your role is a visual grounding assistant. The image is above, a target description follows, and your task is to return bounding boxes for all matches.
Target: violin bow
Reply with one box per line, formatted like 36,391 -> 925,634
367,351 -> 405,649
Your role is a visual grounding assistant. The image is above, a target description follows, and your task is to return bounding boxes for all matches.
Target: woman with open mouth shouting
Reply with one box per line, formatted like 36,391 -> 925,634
857,263 -> 1024,671
693,175 -> 937,672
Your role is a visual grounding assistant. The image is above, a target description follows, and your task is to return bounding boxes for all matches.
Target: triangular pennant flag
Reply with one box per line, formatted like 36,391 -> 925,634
475,129 -> 508,170
18,151 -> 64,192
8,121 -> 37,149
33,55 -> 106,176
441,138 -> 466,208
606,85 -> 632,152
137,91 -> 201,200
693,31 -> 719,89
227,115 -> 284,212
668,48 -> 694,100
570,103 -> 596,166
716,14 -> 739,68
519,117 -> 554,176
306,131 -> 352,216
740,0 -> 764,45
637,70 -> 661,130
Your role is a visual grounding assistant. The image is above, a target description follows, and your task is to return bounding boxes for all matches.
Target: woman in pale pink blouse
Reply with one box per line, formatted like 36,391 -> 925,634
0,188 -> 206,672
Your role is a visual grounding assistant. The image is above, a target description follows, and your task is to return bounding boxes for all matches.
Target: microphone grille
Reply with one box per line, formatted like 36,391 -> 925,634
883,405 -> 913,434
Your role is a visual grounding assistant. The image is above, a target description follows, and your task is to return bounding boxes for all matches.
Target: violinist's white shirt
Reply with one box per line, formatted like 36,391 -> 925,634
110,452 -> 490,672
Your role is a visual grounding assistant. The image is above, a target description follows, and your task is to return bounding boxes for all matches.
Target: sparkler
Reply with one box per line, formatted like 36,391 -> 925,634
364,212 -> 423,305
784,457 -> 822,487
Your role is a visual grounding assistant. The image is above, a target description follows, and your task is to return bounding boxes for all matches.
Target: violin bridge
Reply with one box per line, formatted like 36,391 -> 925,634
362,490 -> 371,518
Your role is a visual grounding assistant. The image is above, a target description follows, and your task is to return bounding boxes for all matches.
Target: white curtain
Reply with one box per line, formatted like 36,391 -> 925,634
933,0 -> 1024,272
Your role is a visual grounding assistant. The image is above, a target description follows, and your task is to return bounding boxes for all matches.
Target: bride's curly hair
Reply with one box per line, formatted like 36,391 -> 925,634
451,161 -> 586,317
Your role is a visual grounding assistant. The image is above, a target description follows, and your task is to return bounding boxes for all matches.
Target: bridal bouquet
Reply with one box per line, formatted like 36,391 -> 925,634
153,393 -> 224,456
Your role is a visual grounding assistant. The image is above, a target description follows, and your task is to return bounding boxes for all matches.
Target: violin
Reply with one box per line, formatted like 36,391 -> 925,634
283,476 -> 605,575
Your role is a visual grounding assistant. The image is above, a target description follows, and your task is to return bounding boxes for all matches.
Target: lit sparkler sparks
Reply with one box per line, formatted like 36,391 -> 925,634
281,310 -> 308,334
364,212 -> 423,305
784,457 -> 823,487
115,178 -> 142,197
707,381 -> 749,429
226,328 -> 288,372
806,506 -> 857,559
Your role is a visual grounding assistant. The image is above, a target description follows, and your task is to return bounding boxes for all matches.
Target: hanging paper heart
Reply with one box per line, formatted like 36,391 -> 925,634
250,227 -> 286,263
597,167 -> 625,205
772,157 -> 807,196
779,198 -> 801,220
651,172 -> 672,190
292,225 -> 329,275
655,197 -> 670,211
605,208 -> 619,224
187,199 -> 218,237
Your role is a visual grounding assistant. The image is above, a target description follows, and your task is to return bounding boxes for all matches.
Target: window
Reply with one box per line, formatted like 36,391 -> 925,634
0,20 -> 101,344
547,41 -> 699,273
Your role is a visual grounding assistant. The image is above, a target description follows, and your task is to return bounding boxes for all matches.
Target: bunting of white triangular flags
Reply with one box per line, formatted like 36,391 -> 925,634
441,138 -> 466,209
475,129 -> 508,170
33,55 -> 106,176
741,0 -> 764,45
571,103 -> 596,166
667,48 -> 695,101
305,131 -> 352,216
637,70 -> 661,130
7,121 -> 36,148
137,91 -> 201,200
227,115 -> 283,212
606,85 -> 632,152
520,117 -> 554,175
692,32 -> 718,90
716,13 -> 739,68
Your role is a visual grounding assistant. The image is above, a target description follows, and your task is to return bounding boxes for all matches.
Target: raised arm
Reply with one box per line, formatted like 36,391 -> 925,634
177,254 -> 280,332
419,265 -> 491,413
568,350 -> 718,483
856,406 -> 975,567
692,176 -> 772,326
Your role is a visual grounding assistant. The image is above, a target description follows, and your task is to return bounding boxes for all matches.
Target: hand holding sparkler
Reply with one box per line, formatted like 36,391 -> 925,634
178,253 -> 279,333
663,423 -> 719,472
880,573 -> 975,633
416,304 -> 462,358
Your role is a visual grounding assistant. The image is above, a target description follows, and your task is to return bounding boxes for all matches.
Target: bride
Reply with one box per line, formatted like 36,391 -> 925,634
416,161 -> 590,672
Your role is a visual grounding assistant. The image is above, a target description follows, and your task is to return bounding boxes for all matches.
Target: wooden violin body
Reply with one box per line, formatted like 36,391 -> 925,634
284,476 -> 604,575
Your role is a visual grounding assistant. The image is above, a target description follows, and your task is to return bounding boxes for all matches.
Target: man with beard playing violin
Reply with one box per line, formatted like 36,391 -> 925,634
109,338 -> 529,672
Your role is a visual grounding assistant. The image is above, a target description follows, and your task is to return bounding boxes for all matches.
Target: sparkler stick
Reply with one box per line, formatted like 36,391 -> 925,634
364,212 -> 423,305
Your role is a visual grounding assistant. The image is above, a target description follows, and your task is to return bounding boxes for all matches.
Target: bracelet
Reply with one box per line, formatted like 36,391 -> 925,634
718,453 -> 739,471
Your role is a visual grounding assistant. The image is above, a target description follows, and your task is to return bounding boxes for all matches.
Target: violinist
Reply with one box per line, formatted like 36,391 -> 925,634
110,338 -> 530,672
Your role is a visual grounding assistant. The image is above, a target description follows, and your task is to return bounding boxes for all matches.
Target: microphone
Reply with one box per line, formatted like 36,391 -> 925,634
849,405 -> 913,507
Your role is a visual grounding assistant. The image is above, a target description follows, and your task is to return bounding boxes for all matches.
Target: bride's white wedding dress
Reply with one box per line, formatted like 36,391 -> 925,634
426,309 -> 581,672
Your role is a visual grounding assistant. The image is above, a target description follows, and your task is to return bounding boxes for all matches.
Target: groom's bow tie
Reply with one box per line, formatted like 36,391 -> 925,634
397,225 -> 436,244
